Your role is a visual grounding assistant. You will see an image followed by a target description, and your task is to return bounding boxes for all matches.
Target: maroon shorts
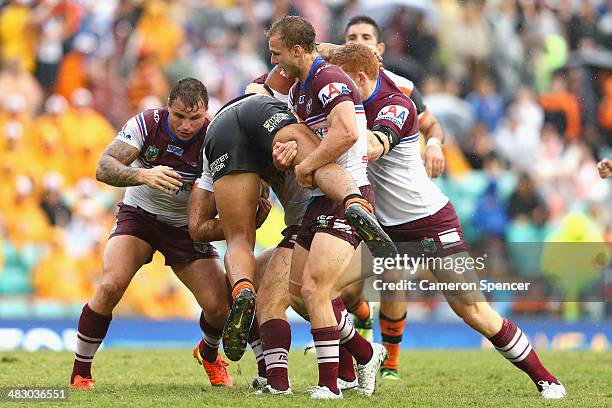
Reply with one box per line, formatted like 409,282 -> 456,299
296,185 -> 374,250
109,203 -> 219,266
277,225 -> 300,249
383,201 -> 467,258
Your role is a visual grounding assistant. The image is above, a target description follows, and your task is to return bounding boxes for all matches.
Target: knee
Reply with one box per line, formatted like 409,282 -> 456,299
289,295 -> 309,320
205,297 -> 231,321
301,275 -> 327,305
96,278 -> 128,305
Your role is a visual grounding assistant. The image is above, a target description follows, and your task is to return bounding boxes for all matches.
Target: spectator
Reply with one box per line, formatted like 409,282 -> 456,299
0,0 -> 37,73
466,76 -> 505,132
508,174 -> 549,227
0,58 -> 43,118
539,71 -> 582,142
472,154 -> 509,240
39,172 -> 72,227
126,51 -> 170,111
32,228 -> 92,301
55,33 -> 98,99
134,0 -> 184,65
62,88 -> 114,183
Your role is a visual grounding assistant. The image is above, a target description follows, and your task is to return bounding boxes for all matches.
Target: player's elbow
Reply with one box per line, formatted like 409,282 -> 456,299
342,127 -> 359,148
187,217 -> 200,241
95,161 -> 106,183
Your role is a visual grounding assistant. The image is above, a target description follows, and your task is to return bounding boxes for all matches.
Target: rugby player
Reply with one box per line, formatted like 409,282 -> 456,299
267,16 -> 389,399
69,78 -> 234,389
345,15 -> 448,374
313,14 -> 449,377
203,59 -> 395,375
325,44 -> 565,400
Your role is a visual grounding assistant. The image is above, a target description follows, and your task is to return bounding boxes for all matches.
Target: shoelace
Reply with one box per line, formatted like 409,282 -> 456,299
206,359 -> 230,382
538,380 -> 557,391
74,377 -> 95,386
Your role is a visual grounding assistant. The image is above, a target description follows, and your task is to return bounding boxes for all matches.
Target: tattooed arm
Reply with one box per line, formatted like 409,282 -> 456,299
96,140 -> 183,193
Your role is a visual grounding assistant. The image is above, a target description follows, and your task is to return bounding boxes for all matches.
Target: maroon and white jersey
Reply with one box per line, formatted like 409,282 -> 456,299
288,56 -> 369,196
115,108 -> 207,227
365,71 -> 448,225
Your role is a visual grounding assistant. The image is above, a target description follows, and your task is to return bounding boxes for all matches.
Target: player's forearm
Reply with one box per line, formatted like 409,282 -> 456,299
315,42 -> 342,59
189,219 -> 225,242
302,128 -> 357,171
366,130 -> 390,161
95,155 -> 144,187
421,116 -> 445,144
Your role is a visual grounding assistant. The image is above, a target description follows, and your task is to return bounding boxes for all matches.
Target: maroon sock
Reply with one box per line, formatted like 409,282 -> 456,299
338,345 -> 356,382
332,297 -> 373,365
312,326 -> 339,394
489,319 -> 558,390
249,317 -> 266,377
198,312 -> 222,363
260,319 -> 291,390
71,303 -> 112,383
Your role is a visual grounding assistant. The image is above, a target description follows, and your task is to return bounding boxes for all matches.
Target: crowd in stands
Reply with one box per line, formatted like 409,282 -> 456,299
0,0 -> 609,320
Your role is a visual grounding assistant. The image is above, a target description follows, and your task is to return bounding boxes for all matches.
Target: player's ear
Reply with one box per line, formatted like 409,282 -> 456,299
292,45 -> 301,58
377,42 -> 385,56
358,72 -> 367,87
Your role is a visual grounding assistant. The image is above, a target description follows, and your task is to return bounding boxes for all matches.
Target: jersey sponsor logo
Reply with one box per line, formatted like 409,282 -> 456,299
166,144 -> 184,157
318,82 -> 351,107
153,109 -> 160,123
144,146 -> 159,162
376,105 -> 409,128
263,112 -> 292,133
177,181 -> 194,193
314,127 -> 328,139
117,130 -> 131,140
193,241 -> 209,253
421,237 -> 436,253
209,153 -> 229,176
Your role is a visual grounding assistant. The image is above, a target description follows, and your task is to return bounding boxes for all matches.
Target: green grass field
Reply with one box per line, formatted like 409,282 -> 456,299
0,349 -> 610,407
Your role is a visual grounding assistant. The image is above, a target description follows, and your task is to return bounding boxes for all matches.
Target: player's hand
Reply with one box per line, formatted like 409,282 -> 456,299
140,165 -> 183,195
372,49 -> 384,67
424,142 -> 445,178
295,162 -> 315,188
255,197 -> 272,228
245,83 -> 269,95
597,158 -> 612,179
272,141 -> 298,171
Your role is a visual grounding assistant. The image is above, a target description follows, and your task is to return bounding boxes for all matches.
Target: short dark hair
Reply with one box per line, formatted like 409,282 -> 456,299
266,16 -> 316,53
345,15 -> 382,43
168,77 -> 208,110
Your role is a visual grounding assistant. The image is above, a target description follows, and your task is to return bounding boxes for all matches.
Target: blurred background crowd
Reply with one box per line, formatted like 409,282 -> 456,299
0,0 -> 610,321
